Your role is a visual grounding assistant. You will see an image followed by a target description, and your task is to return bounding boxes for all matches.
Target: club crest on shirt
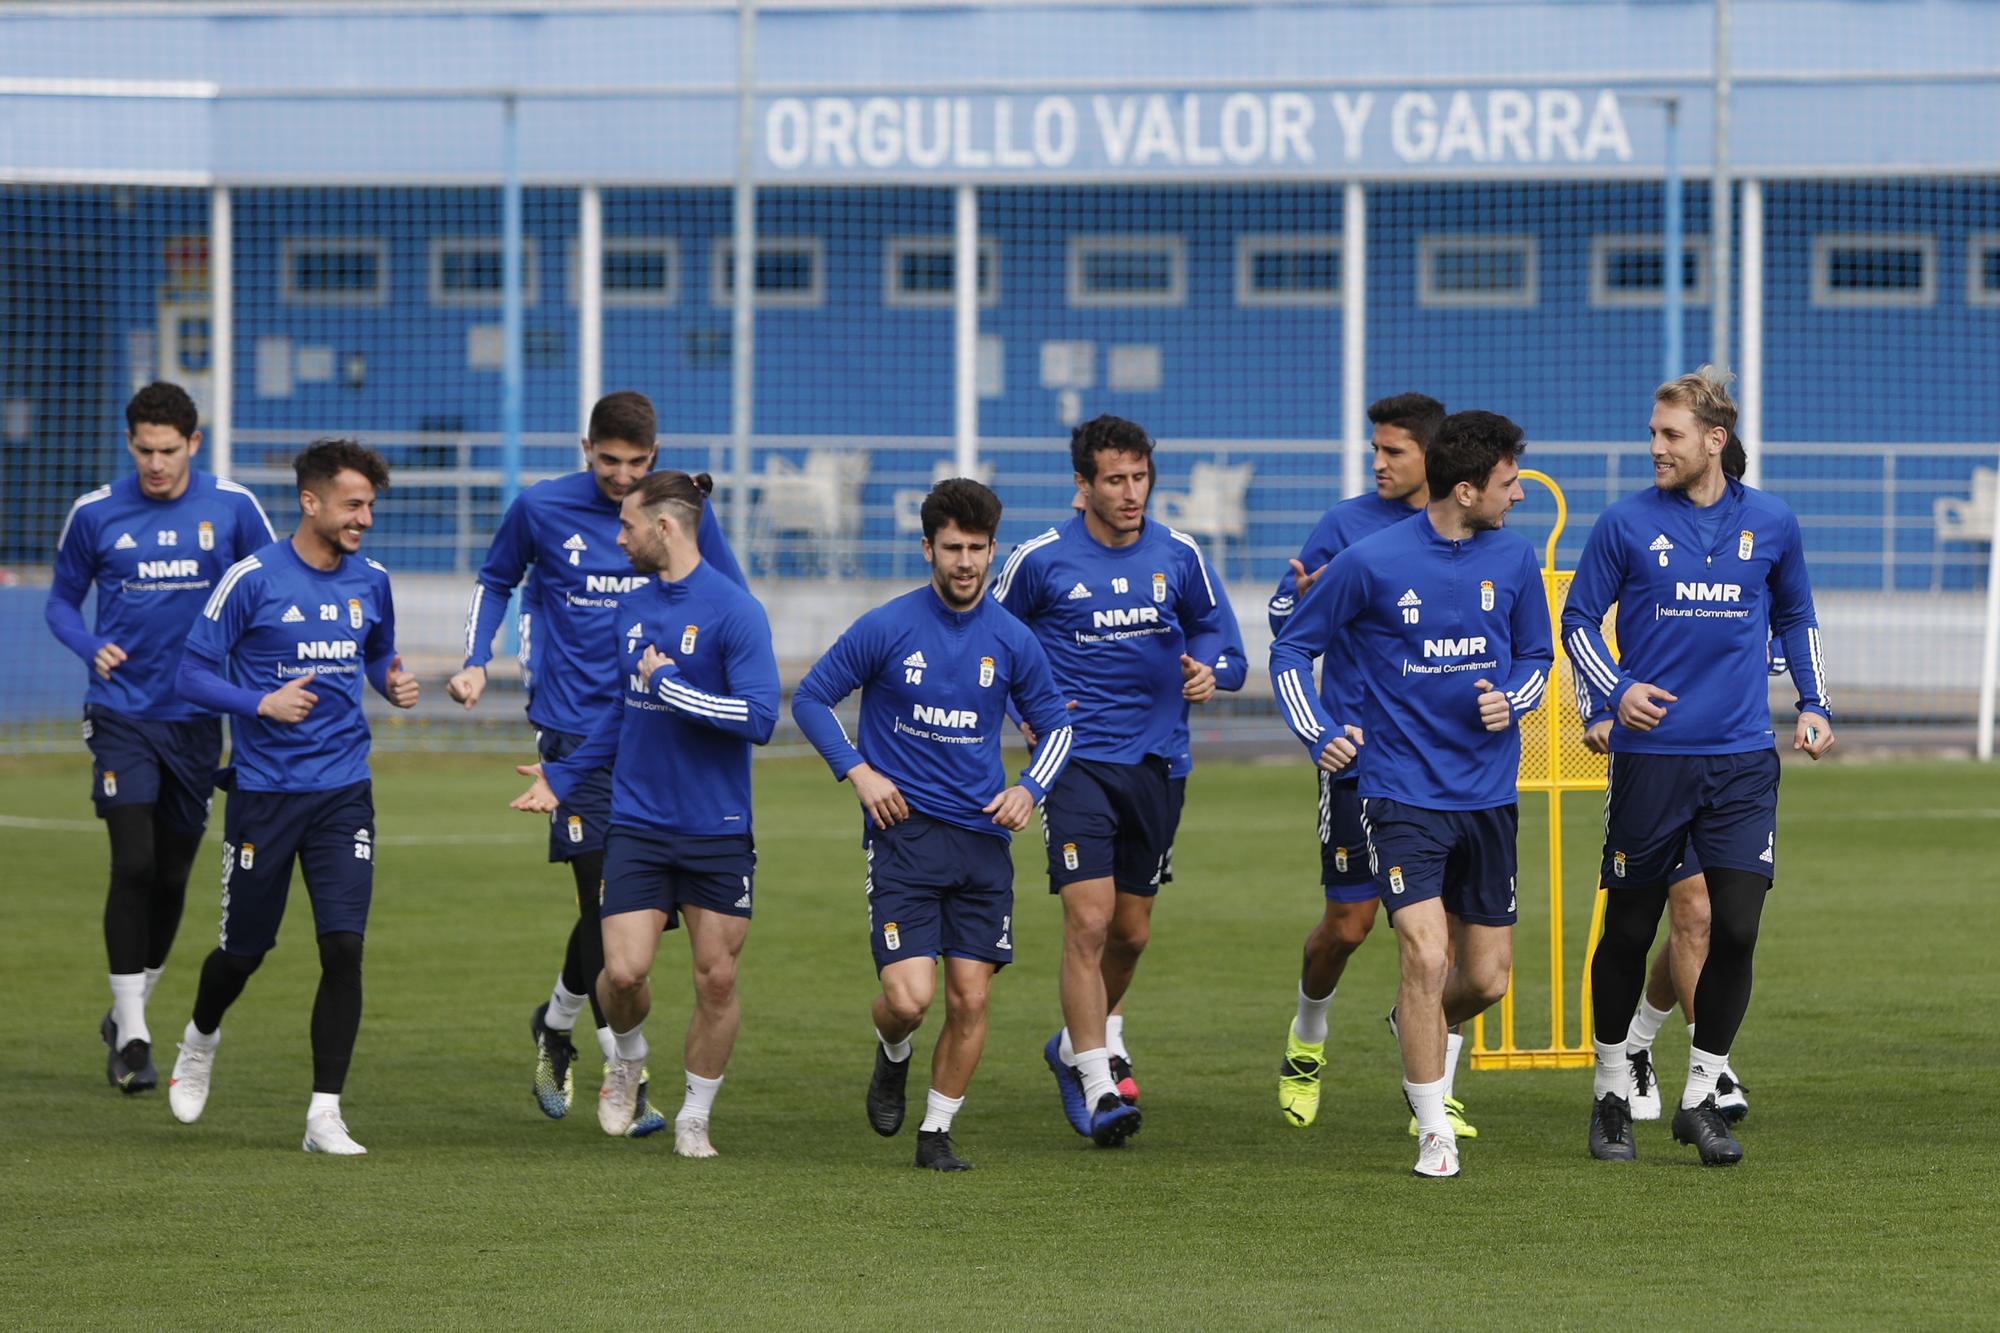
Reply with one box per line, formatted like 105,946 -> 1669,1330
1151,572 -> 1167,603
197,521 -> 215,551
1480,579 -> 1495,612
680,624 -> 699,655
979,655 -> 995,688
1738,529 -> 1755,561
347,598 -> 363,630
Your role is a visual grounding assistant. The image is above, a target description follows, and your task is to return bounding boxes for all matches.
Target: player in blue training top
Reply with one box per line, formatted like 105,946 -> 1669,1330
445,390 -> 744,1132
1578,431 -> 1771,1126
1261,392 -> 1479,1139
44,382 -> 275,1096
166,439 -> 419,1156
1566,369 -> 1833,1168
991,415 -> 1235,1148
511,470 -> 778,1159
792,478 -> 1074,1171
1271,410 -> 1553,1180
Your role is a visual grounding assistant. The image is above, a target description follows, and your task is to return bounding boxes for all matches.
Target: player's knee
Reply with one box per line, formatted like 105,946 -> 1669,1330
1106,921 -> 1148,962
880,978 -> 932,1028
1063,912 -> 1112,956
691,956 -> 738,1010
1468,965 -> 1510,1009
316,931 -> 363,982
1400,943 -> 1450,993
945,979 -> 990,1022
213,947 -> 265,979
1319,906 -> 1375,956
602,956 -> 649,995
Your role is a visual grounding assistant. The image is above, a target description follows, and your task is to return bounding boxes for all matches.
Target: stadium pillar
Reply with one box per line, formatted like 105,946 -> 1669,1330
1978,471 -> 2000,760
208,185 -> 233,482
1341,181 -> 1367,499
1710,0 -> 1733,373
1662,98 -> 1684,383
953,185 -> 980,480
729,0 -> 759,556
1741,178 -> 1764,488
500,94 -> 524,509
578,184 -> 603,441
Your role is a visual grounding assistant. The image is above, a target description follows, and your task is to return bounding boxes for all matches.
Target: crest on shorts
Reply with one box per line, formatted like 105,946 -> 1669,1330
1334,846 -> 1349,874
197,521 -> 215,551
680,624 -> 699,655
1480,580 -> 1495,612
567,814 -> 584,844
1613,850 -> 1627,879
1151,572 -> 1167,603
1062,842 -> 1080,872
979,655 -> 995,688
1738,529 -> 1755,561
102,770 -> 118,798
239,842 -> 256,870
883,921 -> 902,952
1388,865 -> 1406,895
347,597 -> 363,630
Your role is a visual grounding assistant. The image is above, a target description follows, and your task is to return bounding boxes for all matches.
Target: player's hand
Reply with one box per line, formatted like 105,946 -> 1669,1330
637,644 -> 674,686
385,655 -> 420,710
445,663 -> 486,708
1617,681 -> 1677,733
92,642 -> 128,681
1180,655 -> 1217,704
848,762 -> 910,829
1794,711 -> 1835,760
1344,724 -> 1364,747
1289,559 -> 1327,599
1473,679 -> 1513,733
1583,718 -> 1613,754
510,763 -> 559,813
1317,733 -> 1359,774
983,784 -> 1034,831
258,672 -> 319,724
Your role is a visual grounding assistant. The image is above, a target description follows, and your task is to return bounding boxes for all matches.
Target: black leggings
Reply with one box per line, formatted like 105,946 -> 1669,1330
558,851 -> 608,1031
1591,867 -> 1768,1056
189,931 -> 366,1095
103,805 -> 205,975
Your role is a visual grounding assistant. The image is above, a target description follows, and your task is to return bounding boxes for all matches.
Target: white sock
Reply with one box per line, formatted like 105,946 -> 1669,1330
1294,984 -> 1333,1045
595,1026 -> 617,1063
1683,1045 -> 1728,1109
1443,1028 -> 1465,1102
612,1025 -> 647,1064
1104,1014 -> 1129,1061
545,978 -> 587,1032
876,1026 -> 912,1064
182,1018 -> 219,1051
1074,1047 -> 1116,1105
1403,1074 -> 1451,1138
1057,1027 -> 1076,1065
142,965 -> 164,1001
677,1070 -> 723,1125
919,1088 -> 963,1134
109,972 -> 149,1046
1626,996 -> 1673,1053
307,1091 -> 340,1119
1593,1039 -> 1633,1100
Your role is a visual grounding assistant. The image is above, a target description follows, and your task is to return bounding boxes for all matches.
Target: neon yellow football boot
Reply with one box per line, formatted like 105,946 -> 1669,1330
1278,1026 -> 1328,1128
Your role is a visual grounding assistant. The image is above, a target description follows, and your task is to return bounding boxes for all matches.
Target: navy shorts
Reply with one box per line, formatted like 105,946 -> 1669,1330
83,705 -> 221,833
601,825 -> 755,928
217,780 -> 375,957
1159,775 -> 1187,884
1671,840 -> 1704,884
1602,750 -> 1779,889
537,728 -> 610,863
1040,756 -> 1172,897
1317,772 -> 1376,902
864,814 -> 1015,971
1360,796 -> 1519,927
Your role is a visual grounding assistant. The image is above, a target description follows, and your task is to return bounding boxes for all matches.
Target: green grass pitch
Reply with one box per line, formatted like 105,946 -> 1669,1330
2,751 -> 1997,1328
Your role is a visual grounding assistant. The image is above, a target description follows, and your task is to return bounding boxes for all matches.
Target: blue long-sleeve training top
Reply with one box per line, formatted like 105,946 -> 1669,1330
46,472 -> 274,721
990,515 -> 1233,766
1265,492 -> 1423,762
792,584 -> 1075,839
461,469 -> 745,736
177,539 -> 399,793
1561,477 -> 1829,755
543,560 -> 778,837
1270,510 -> 1554,811
1164,575 -> 1248,780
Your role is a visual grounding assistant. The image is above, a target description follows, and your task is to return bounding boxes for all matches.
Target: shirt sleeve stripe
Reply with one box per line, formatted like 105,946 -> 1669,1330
217,479 -> 278,542
55,486 -> 112,552
201,556 -> 261,620
658,677 -> 750,718
1806,626 -> 1831,711
1167,527 -> 1217,605
1277,669 -> 1323,742
992,529 -> 1059,604
1566,628 -> 1623,695
1027,725 -> 1072,788
1508,669 -> 1546,710
463,586 -> 483,659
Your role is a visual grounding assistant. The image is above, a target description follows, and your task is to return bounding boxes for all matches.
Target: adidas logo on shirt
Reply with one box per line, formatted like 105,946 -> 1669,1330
563,534 -> 587,551
115,532 -> 138,550
1398,589 -> 1422,608
1066,582 -> 1092,600
903,650 -> 929,669
281,605 -> 305,623
625,622 -> 644,639
1649,534 -> 1674,552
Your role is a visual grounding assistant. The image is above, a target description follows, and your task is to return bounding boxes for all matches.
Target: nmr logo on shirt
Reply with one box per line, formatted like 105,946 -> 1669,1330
297,640 -> 359,660
912,704 -> 979,728
1423,636 -> 1489,657
136,559 -> 200,579
1675,582 -> 1742,602
1091,606 -> 1159,629
586,575 -> 647,594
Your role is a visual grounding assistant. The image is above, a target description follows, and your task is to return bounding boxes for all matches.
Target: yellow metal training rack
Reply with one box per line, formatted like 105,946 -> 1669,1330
1470,469 -> 1611,1071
